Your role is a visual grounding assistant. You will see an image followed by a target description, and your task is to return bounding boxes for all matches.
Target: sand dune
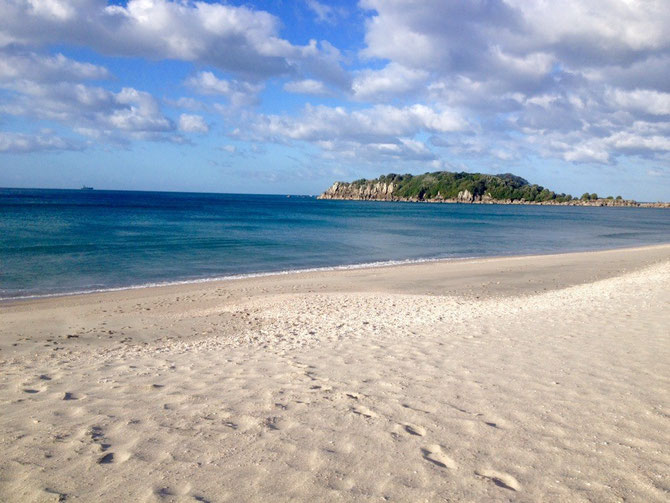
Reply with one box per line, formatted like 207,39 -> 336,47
1,245 -> 669,502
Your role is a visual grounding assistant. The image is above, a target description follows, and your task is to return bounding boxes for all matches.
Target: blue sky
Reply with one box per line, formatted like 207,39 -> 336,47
1,0 -> 669,200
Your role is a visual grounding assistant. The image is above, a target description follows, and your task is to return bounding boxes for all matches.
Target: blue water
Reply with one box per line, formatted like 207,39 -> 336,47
1,188 -> 669,299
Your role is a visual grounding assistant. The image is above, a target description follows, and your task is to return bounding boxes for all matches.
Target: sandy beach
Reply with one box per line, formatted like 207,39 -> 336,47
1,245 -> 669,502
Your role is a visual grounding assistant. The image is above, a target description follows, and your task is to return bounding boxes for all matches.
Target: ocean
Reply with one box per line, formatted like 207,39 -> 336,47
1,188 -> 669,299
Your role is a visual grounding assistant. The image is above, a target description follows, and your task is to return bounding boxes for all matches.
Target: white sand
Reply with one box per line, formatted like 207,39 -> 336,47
1,245 -> 669,502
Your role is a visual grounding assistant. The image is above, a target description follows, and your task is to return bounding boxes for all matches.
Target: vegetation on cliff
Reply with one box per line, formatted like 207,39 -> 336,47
344,171 -> 579,202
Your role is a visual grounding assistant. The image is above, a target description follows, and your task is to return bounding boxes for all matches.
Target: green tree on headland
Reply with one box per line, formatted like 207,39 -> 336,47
344,171 -> 576,203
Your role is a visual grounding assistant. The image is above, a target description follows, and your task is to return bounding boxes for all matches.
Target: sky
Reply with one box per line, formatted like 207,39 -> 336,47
0,0 -> 669,200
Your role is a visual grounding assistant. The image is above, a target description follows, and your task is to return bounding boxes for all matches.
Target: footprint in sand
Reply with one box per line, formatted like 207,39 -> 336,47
404,424 -> 426,437
352,406 -> 376,418
44,488 -> 67,502
98,453 -> 115,464
263,416 -> 280,431
89,426 -> 104,442
421,445 -> 456,469
475,469 -> 521,491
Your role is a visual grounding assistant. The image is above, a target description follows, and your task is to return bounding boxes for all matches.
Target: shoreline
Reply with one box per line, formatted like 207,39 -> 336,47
3,242 -> 670,305
319,195 -> 670,207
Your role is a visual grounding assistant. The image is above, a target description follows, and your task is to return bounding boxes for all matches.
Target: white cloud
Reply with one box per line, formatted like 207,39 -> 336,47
0,49 -> 109,82
186,72 -> 232,95
108,88 -> 172,132
239,103 -> 467,164
0,80 -> 175,142
361,0 -> 670,72
607,131 -> 670,152
283,79 -> 329,95
306,0 -> 346,24
185,71 -> 263,107
606,88 -> 670,116
0,131 -> 81,153
167,97 -> 205,111
178,114 -> 209,134
248,103 -> 466,143
355,0 -> 670,166
352,63 -> 428,101
507,0 -> 670,57
0,0 -> 346,83
563,144 -> 610,163
525,94 -> 560,109
25,0 -> 76,21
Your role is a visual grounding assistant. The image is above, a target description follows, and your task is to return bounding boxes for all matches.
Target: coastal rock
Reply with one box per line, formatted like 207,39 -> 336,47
457,190 -> 474,203
318,181 -> 396,201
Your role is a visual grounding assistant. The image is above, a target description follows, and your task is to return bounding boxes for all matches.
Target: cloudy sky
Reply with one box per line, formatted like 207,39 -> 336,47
1,0 -> 669,199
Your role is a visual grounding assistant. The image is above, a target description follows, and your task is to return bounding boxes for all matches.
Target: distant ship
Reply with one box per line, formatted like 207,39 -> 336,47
80,186 -> 94,190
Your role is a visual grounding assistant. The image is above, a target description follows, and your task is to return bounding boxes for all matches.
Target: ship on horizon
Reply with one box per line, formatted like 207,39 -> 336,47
80,186 -> 94,190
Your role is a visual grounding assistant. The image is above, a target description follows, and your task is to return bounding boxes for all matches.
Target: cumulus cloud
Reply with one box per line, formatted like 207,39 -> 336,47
108,87 -> 172,132
248,103 -> 466,142
361,0 -> 670,74
0,79 -> 174,142
283,79 -> 329,95
306,0 -> 346,24
0,49 -> 110,82
507,0 -> 670,65
606,88 -> 670,116
355,0 -> 670,167
185,71 -> 263,107
238,102 -> 467,163
352,63 -> 428,101
0,131 -> 82,153
0,0 -> 346,83
178,114 -> 209,134
166,97 -> 205,111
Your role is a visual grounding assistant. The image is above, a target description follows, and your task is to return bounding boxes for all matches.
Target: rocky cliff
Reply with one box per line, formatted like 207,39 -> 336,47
318,181 -> 397,201
318,182 -> 492,203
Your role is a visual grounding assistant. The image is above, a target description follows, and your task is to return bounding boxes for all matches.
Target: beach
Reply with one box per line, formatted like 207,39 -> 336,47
1,244 -> 669,502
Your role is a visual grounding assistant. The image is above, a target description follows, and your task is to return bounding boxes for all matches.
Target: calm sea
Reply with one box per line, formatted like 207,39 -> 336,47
1,188 -> 669,299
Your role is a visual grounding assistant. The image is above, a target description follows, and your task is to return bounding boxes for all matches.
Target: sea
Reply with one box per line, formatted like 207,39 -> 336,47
1,188 -> 669,300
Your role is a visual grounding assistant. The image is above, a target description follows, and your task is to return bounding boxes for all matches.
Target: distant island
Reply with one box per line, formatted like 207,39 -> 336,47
318,171 -> 669,208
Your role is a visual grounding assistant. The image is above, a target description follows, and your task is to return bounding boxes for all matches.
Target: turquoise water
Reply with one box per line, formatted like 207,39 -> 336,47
1,188 -> 669,299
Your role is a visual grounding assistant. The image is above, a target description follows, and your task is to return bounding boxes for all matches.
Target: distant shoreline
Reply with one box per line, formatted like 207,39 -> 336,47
318,193 -> 670,208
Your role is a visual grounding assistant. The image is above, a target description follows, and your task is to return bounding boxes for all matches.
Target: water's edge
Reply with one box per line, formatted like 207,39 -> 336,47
4,243 -> 668,304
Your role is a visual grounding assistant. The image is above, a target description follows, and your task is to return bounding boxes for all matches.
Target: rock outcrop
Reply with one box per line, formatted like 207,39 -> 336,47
318,181 -> 397,201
